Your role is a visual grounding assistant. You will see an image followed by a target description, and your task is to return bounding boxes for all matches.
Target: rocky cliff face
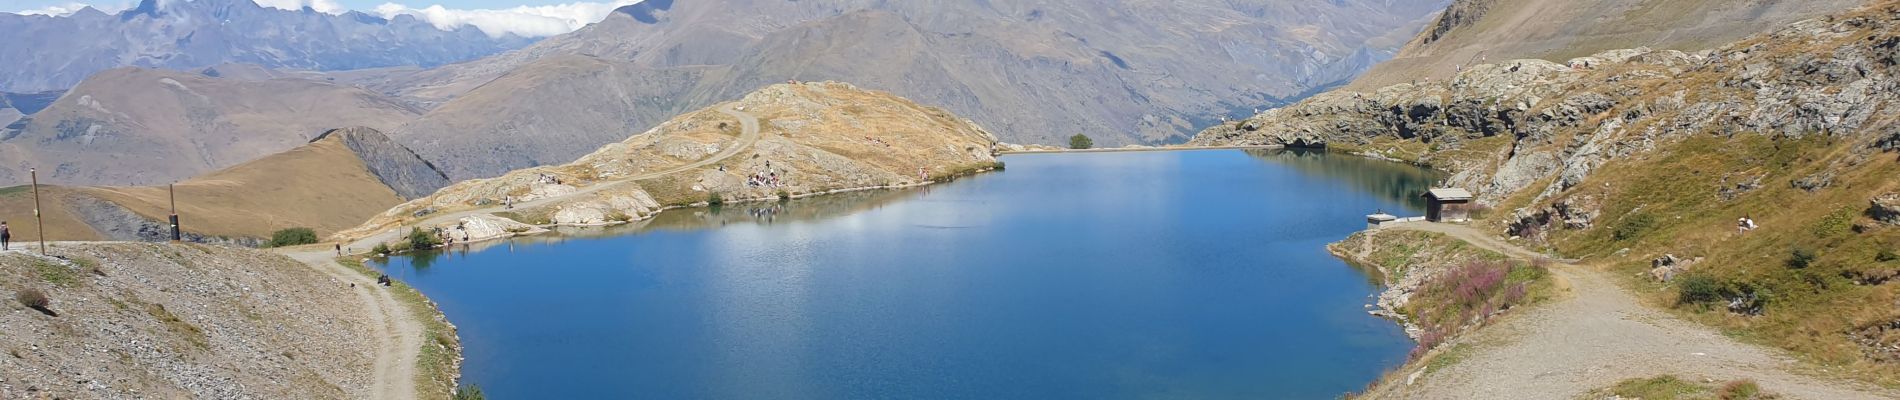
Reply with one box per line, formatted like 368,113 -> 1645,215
340,81 -> 1002,243
317,127 -> 451,200
0,0 -> 532,92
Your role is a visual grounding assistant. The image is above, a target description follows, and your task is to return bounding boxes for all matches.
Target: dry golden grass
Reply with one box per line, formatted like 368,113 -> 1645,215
0,134 -> 407,241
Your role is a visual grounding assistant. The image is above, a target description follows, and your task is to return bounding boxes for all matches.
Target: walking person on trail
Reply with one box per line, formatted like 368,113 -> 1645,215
335,243 -> 342,256
1,221 -> 9,251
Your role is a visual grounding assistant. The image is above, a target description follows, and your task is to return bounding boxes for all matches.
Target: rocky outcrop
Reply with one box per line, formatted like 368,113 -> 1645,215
1874,193 -> 1900,225
317,127 -> 452,200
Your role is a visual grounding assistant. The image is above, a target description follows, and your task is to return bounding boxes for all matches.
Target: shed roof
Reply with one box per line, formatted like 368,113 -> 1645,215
1424,188 -> 1474,201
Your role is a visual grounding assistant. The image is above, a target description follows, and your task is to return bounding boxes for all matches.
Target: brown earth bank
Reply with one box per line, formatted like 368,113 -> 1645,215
0,243 -> 392,398
335,81 -> 1001,249
1195,0 -> 1900,393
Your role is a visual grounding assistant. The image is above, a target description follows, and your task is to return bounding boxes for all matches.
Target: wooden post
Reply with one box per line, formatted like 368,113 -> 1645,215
168,184 -> 180,242
30,168 -> 44,254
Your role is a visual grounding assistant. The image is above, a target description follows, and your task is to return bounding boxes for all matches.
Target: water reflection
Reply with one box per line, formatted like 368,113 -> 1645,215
1244,148 -> 1442,212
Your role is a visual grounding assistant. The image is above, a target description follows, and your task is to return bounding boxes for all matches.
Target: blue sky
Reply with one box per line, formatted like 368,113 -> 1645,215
10,0 -> 648,37
10,0 -> 579,12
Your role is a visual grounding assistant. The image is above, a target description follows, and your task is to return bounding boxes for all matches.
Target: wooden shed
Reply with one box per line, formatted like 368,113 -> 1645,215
1423,188 -> 1474,223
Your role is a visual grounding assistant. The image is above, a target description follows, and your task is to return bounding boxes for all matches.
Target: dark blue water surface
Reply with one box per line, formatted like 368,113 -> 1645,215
376,149 -> 1440,399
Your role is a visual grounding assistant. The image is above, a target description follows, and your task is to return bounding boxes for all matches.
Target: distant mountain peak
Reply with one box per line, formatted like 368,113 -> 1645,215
0,0 -> 538,92
614,0 -> 674,24
119,0 -> 161,20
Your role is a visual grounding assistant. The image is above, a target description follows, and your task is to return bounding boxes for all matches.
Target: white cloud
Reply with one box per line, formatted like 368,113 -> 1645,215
251,0 -> 346,14
374,0 -> 644,38
11,0 -> 639,37
16,2 -> 131,16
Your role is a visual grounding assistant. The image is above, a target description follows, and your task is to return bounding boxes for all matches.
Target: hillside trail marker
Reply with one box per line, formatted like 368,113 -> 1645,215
30,168 -> 44,254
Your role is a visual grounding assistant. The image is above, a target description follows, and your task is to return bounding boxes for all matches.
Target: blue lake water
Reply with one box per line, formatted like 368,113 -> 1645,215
375,149 -> 1440,399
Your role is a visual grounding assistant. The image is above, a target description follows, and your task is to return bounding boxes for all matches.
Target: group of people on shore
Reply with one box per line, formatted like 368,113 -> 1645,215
748,171 -> 782,187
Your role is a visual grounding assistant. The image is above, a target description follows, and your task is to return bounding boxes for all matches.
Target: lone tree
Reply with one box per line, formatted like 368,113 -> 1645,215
1069,134 -> 1094,150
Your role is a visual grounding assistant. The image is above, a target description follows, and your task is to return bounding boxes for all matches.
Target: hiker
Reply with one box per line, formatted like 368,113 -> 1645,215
1746,216 -> 1760,231
335,243 -> 342,255
1,221 -> 9,251
1737,217 -> 1748,233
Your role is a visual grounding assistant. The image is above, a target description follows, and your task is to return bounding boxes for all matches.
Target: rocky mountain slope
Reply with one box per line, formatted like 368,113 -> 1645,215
0,127 -> 447,244
1195,0 -> 1900,383
0,68 -> 422,186
378,0 -> 1447,179
0,243 -> 380,398
0,0 -> 532,93
1346,0 -> 1867,90
338,81 -> 1000,244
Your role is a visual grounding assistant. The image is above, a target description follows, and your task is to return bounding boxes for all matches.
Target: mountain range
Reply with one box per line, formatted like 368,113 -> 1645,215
0,0 -> 534,93
374,0 -> 1453,179
0,67 -> 422,186
0,0 -> 1454,185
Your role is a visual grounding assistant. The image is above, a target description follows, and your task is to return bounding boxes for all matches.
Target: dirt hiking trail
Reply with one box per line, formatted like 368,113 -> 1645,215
1364,222 -> 1898,399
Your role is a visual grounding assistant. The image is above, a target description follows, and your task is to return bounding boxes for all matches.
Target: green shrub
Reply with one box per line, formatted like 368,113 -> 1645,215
15,289 -> 49,309
1612,212 -> 1657,241
1786,247 -> 1817,269
1677,275 -> 1727,305
267,227 -> 319,248
1877,247 -> 1897,263
372,243 -> 391,255
407,228 -> 441,250
708,192 -> 725,206
1812,207 -> 1856,238
453,384 -> 486,400
1611,375 -> 1705,399
35,261 -> 78,288
1716,379 -> 1764,400
1068,134 -> 1094,150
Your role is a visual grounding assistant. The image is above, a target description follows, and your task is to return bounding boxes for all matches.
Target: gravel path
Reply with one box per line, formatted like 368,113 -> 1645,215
1364,222 -> 1899,399
284,249 -> 423,400
339,103 -> 763,251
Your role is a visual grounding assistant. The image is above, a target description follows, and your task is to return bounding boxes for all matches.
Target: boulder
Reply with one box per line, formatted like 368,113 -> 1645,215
1873,192 -> 1900,225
